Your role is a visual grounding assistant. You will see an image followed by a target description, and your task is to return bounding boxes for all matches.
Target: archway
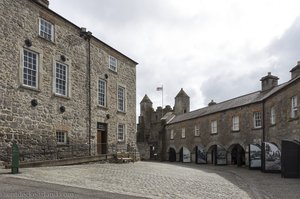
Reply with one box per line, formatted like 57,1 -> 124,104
179,147 -> 191,163
207,145 -> 226,165
228,144 -> 245,167
195,145 -> 207,164
168,148 -> 176,162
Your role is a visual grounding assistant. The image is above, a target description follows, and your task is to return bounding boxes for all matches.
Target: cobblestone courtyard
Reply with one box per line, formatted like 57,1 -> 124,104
2,162 -> 300,199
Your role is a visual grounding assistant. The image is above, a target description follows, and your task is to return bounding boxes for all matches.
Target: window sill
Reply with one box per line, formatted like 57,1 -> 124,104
97,105 -> 108,110
170,138 -> 174,140
117,141 -> 125,144
252,127 -> 262,130
53,93 -> 70,100
56,143 -> 68,147
269,124 -> 276,127
38,35 -> 55,45
194,135 -> 200,137
117,110 -> 126,115
181,137 -> 186,139
20,85 -> 41,92
289,117 -> 299,122
108,68 -> 118,74
210,133 -> 218,136
231,130 -> 240,133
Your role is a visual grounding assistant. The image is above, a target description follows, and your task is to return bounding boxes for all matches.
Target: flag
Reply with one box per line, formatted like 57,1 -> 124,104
156,86 -> 163,91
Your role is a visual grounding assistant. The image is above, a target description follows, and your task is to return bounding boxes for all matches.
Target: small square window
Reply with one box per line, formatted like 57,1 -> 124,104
39,18 -> 54,41
56,131 -> 67,144
109,56 -> 117,72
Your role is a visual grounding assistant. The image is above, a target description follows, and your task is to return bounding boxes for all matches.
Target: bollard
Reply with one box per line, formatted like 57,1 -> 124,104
11,143 -> 19,174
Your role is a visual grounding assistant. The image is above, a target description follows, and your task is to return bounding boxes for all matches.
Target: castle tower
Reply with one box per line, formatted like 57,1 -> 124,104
174,88 -> 190,115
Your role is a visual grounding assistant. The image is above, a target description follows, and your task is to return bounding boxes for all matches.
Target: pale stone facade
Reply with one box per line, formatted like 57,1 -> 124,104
0,0 -> 137,161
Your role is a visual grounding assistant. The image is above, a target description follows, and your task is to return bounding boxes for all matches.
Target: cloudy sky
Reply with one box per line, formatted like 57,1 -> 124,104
50,0 -> 300,114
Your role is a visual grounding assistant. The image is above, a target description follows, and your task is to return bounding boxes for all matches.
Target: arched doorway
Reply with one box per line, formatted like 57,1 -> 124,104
229,144 -> 245,167
207,145 -> 227,165
168,148 -> 176,162
195,145 -> 207,164
179,147 -> 191,163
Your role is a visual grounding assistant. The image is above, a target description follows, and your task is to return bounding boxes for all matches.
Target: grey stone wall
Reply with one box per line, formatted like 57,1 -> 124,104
165,103 -> 263,156
264,79 -> 300,148
0,0 -> 137,161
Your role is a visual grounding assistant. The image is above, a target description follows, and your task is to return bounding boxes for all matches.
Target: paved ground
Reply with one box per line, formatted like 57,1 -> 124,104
1,161 -> 300,199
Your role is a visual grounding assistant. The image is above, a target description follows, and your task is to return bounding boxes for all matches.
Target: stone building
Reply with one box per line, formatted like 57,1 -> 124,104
0,0 -> 137,162
138,64 -> 300,168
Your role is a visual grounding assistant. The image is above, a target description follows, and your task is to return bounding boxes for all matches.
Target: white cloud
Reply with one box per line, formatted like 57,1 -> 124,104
50,0 -> 300,114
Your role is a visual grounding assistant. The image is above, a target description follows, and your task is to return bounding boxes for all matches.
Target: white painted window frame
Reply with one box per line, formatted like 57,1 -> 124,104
56,131 -> 67,145
39,18 -> 54,41
170,129 -> 174,140
117,123 -> 126,142
211,120 -> 217,134
232,116 -> 240,131
109,55 -> 117,72
181,128 -> 186,138
21,49 -> 39,89
194,125 -> 200,136
98,79 -> 107,107
291,96 -> 298,118
270,107 -> 276,125
253,112 -> 262,128
117,85 -> 126,112
54,62 -> 69,97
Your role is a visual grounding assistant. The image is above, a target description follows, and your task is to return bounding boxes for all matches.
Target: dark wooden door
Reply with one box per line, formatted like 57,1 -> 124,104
97,130 -> 107,154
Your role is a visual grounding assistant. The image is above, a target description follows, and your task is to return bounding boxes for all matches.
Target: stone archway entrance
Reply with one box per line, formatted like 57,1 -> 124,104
168,148 -> 176,162
228,144 -> 245,166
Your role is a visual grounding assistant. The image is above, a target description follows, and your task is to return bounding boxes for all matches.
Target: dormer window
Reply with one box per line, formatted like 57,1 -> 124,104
39,18 -> 54,41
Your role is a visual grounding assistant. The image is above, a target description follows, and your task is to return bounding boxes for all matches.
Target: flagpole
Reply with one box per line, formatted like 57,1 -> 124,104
161,85 -> 163,118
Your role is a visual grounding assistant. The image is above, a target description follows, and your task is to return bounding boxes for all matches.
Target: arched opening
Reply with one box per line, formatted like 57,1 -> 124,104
207,145 -> 227,165
195,145 -> 207,164
228,144 -> 245,167
179,147 -> 191,162
168,148 -> 176,162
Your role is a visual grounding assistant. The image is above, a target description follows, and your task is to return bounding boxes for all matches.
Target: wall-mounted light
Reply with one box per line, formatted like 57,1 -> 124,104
61,55 -> 66,62
25,39 -> 32,47
60,106 -> 66,113
106,114 -> 110,119
31,99 -> 38,107
105,74 -> 108,79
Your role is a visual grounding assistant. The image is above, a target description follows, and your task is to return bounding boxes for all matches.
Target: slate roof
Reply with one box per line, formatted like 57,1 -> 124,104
168,76 -> 300,125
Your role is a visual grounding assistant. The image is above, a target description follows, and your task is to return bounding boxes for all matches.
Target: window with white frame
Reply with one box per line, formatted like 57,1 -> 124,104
181,128 -> 185,138
194,125 -> 200,136
211,120 -> 217,134
232,116 -> 240,131
170,129 -> 174,139
98,79 -> 106,107
39,18 -> 54,41
117,124 -> 125,142
23,49 -> 39,88
55,62 -> 68,96
109,56 -> 117,72
270,107 -> 276,125
291,96 -> 298,118
253,112 -> 262,128
117,86 -> 125,112
56,131 -> 67,144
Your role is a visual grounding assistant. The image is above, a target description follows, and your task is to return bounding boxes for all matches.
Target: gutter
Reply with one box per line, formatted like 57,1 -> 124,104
80,28 -> 92,156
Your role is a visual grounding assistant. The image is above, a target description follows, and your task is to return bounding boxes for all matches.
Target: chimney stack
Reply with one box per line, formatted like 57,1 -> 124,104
290,61 -> 300,79
260,72 -> 279,92
33,0 -> 49,8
